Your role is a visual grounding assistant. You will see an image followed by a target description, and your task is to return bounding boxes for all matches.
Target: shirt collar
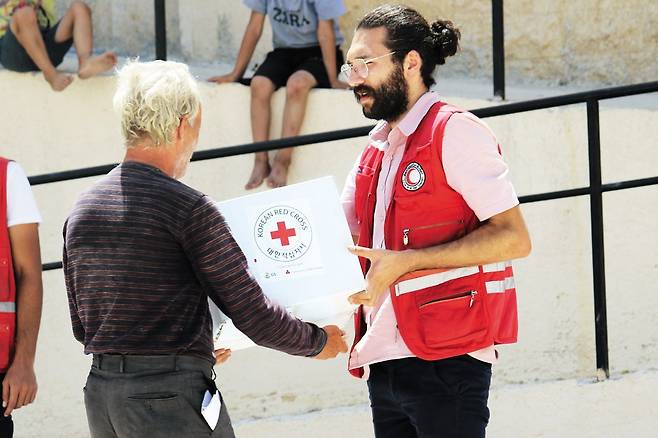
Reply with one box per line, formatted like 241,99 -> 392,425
397,91 -> 442,137
368,91 -> 441,143
369,120 -> 391,144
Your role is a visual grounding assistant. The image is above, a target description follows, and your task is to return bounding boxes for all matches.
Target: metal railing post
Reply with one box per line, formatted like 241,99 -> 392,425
587,99 -> 610,379
492,0 -> 505,99
154,0 -> 167,61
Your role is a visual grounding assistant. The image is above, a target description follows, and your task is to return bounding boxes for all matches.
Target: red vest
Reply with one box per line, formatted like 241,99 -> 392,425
0,157 -> 17,372
349,102 -> 518,378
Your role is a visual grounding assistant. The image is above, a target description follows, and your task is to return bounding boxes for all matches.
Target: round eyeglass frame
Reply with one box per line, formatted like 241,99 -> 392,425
339,51 -> 396,84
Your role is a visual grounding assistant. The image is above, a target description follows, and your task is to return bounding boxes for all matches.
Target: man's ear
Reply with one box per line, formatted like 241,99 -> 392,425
404,50 -> 423,76
175,116 -> 188,142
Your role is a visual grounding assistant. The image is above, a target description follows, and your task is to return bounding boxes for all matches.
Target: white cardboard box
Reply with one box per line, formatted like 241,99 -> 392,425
210,176 -> 364,350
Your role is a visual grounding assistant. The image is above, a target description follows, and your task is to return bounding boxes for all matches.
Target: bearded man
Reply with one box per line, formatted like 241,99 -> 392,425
339,5 -> 531,437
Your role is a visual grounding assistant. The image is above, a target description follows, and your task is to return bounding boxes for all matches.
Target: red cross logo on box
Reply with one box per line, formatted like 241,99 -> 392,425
254,205 -> 313,262
270,221 -> 296,246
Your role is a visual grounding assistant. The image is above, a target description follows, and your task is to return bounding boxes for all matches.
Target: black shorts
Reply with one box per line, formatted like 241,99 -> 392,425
0,19 -> 73,72
253,45 -> 344,89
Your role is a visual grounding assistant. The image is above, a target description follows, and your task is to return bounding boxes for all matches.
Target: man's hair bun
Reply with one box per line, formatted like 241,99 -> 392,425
430,20 -> 460,65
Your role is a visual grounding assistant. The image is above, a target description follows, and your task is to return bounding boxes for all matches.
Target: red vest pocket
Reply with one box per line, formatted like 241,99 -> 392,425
401,218 -> 465,249
418,289 -> 489,348
390,270 -> 493,359
393,205 -> 466,250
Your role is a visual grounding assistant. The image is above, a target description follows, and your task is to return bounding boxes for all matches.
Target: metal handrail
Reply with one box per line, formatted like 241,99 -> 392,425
29,81 -> 658,186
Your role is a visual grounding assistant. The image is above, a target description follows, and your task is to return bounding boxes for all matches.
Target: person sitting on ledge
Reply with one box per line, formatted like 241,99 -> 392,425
209,0 -> 348,189
0,0 -> 116,91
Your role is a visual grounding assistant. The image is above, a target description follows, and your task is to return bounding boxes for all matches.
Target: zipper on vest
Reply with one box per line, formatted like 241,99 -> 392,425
402,220 -> 464,247
419,290 -> 477,309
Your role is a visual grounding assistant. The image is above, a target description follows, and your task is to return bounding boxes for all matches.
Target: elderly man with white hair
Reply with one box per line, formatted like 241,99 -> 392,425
62,60 -> 347,438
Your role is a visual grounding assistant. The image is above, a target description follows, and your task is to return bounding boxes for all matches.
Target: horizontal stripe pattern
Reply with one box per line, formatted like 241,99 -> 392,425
0,302 -> 15,313
485,277 -> 516,294
395,266 -> 480,295
395,261 -> 516,296
483,260 -> 515,294
482,261 -> 512,273
63,162 -> 324,362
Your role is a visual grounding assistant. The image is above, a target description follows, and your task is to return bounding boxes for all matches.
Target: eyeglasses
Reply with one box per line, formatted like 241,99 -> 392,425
339,52 -> 396,85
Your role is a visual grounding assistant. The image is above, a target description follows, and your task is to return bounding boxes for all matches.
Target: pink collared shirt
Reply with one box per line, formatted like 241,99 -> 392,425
341,92 -> 519,376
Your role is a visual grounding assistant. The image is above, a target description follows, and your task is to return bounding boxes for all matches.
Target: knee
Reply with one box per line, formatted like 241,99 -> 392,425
250,77 -> 274,100
70,1 -> 91,16
286,74 -> 313,99
11,7 -> 38,26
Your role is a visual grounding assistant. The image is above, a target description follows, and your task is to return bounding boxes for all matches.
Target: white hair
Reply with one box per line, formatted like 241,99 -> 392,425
113,60 -> 201,148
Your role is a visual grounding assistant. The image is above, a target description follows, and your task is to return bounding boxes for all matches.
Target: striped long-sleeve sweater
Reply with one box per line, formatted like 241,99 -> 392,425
63,161 -> 326,363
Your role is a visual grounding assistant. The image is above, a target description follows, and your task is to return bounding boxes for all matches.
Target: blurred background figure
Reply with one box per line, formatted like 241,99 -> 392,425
0,0 -> 116,91
209,0 -> 348,189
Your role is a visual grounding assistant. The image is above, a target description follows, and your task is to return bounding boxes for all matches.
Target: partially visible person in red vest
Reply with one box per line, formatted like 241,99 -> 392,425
0,157 -> 43,438
339,5 -> 531,437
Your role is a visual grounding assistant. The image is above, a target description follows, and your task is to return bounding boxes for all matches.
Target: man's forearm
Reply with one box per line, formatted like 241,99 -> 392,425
8,224 -> 43,365
349,207 -> 531,306
13,273 -> 43,365
224,282 -> 327,357
404,211 -> 531,273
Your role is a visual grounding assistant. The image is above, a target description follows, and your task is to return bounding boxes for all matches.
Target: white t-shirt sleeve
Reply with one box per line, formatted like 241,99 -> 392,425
242,0 -> 267,14
442,113 -> 519,221
315,0 -> 347,21
6,162 -> 42,227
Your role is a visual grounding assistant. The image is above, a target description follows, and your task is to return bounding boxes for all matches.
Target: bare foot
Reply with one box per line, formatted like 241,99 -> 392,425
245,159 -> 271,190
44,71 -> 74,92
78,51 -> 118,79
267,158 -> 291,188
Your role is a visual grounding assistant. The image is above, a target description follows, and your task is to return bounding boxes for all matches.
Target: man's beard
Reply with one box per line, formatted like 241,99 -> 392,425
353,65 -> 408,122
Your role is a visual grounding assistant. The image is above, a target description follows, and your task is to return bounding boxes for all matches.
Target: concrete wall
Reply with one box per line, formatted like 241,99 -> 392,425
53,0 -> 658,85
177,0 -> 273,67
54,0 -> 182,60
342,0 -> 658,86
1,67 -> 657,436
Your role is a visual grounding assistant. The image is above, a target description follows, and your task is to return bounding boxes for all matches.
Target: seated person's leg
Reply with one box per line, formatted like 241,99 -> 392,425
266,46 -> 342,188
1,6 -> 73,91
245,49 -> 294,190
295,46 -> 343,91
246,75 -> 276,190
267,70 -> 318,188
53,0 -> 116,79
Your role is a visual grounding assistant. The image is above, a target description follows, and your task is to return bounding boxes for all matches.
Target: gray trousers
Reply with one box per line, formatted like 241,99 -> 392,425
84,354 -> 235,438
